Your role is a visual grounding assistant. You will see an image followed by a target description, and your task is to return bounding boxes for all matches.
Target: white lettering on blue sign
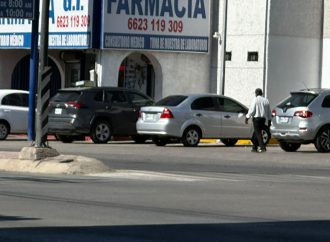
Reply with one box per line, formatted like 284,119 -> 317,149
107,0 -> 206,19
0,0 -> 93,48
103,33 -> 208,52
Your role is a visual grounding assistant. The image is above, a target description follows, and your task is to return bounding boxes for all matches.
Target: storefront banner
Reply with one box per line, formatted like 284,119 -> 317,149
102,0 -> 210,53
0,0 -> 93,48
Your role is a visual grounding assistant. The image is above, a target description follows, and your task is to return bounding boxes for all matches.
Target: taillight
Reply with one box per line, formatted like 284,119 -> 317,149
272,109 -> 276,117
65,101 -> 82,108
294,110 -> 313,118
138,111 -> 142,118
160,108 -> 174,119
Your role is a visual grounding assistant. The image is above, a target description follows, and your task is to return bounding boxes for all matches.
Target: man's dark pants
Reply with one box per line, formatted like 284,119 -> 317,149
252,117 -> 266,150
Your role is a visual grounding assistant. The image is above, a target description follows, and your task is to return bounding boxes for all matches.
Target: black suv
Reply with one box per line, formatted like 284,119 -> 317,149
48,87 -> 154,143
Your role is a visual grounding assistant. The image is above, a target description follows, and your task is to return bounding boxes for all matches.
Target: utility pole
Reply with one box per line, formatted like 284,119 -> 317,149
220,0 -> 228,95
20,0 -> 59,160
35,0 -> 52,148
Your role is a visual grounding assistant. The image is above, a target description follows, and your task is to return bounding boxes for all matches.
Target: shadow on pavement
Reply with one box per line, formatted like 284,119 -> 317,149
0,220 -> 329,242
0,215 -> 40,222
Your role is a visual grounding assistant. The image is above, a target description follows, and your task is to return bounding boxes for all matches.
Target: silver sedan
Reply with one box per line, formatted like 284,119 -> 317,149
0,89 -> 29,140
137,94 -> 270,147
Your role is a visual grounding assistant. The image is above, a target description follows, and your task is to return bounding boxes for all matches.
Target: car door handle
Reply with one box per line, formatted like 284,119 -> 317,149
195,113 -> 202,117
224,115 -> 231,119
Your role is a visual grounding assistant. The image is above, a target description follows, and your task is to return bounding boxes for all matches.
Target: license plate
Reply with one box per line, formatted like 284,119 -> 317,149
145,113 -> 155,121
279,116 -> 289,123
55,108 -> 62,115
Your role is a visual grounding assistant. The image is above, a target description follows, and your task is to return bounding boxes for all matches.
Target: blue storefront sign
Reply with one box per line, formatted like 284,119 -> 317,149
0,0 -> 94,48
102,0 -> 210,53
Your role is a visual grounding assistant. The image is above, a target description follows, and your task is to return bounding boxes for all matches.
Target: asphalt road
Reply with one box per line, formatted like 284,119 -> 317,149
0,138 -> 330,241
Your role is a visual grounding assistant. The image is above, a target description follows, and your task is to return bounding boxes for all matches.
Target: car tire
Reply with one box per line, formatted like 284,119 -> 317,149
220,138 -> 238,146
0,121 -> 9,140
279,142 -> 301,152
261,127 -> 271,144
152,137 -> 167,146
252,127 -> 271,145
182,126 -> 201,147
131,135 -> 149,144
56,135 -> 75,143
314,126 -> 330,152
91,120 -> 112,144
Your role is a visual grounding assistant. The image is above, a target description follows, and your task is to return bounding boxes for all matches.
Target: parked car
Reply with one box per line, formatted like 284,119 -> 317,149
136,94 -> 271,147
271,88 -> 330,152
48,87 -> 154,143
0,89 -> 29,140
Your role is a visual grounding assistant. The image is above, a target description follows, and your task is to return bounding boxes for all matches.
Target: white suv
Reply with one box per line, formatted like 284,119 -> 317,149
0,89 -> 29,140
271,88 -> 330,152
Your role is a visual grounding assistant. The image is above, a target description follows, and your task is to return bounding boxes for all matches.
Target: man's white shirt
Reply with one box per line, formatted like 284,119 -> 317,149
246,96 -> 272,122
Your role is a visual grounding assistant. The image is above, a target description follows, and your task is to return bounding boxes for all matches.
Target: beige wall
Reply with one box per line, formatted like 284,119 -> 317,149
267,0 -> 323,105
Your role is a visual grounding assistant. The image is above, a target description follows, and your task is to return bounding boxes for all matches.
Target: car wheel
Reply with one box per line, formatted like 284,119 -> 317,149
279,142 -> 301,152
56,135 -> 75,143
0,121 -> 9,140
315,126 -> 330,152
252,128 -> 271,145
182,126 -> 201,147
261,127 -> 271,144
91,120 -> 112,144
131,135 -> 149,144
220,138 -> 238,146
152,137 -> 167,146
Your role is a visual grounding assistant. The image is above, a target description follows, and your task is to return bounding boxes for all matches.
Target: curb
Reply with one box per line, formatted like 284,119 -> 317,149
8,135 -> 279,145
201,138 -> 279,145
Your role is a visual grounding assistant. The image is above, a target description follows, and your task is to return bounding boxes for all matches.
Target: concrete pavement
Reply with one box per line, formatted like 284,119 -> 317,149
0,135 -> 278,176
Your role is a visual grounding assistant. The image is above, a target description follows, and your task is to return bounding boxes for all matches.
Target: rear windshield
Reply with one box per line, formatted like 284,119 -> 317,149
52,91 -> 82,102
278,93 -> 317,109
156,95 -> 187,106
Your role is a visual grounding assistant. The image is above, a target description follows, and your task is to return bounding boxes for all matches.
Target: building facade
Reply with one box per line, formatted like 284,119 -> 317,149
0,0 -> 327,107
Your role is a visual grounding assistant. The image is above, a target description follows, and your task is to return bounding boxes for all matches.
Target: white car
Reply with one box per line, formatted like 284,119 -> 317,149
137,94 -> 271,147
0,89 -> 29,140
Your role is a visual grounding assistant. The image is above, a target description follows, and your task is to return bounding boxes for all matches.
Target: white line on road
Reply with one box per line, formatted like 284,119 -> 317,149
89,170 -> 243,182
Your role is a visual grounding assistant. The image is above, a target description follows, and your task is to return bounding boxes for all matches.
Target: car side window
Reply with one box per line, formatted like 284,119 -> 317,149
191,97 -> 216,111
93,91 -> 104,102
322,95 -> 330,108
106,91 -> 128,104
219,97 -> 245,113
1,93 -> 28,107
20,94 -> 29,107
127,92 -> 152,106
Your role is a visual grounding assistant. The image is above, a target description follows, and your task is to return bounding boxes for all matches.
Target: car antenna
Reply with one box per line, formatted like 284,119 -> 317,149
302,82 -> 310,91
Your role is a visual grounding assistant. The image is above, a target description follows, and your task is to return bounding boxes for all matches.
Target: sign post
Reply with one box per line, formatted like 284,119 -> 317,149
28,0 -> 39,141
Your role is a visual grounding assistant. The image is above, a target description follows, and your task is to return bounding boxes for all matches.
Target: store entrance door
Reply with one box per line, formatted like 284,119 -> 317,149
11,55 -> 61,97
118,53 -> 155,98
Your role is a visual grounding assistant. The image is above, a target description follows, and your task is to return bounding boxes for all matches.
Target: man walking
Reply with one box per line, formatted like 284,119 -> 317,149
245,88 -> 272,153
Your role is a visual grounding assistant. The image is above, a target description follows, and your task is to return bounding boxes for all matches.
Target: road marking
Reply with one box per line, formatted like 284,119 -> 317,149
89,170 -> 242,182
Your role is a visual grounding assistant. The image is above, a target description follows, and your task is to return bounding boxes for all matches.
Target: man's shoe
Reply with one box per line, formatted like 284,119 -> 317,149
251,148 -> 257,152
257,148 -> 266,153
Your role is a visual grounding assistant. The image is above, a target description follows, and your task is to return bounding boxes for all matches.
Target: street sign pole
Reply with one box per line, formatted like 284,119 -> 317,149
35,0 -> 52,148
28,0 -> 40,141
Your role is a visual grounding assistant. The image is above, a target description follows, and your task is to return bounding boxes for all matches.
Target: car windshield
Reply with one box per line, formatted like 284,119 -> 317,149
52,91 -> 82,102
278,93 -> 317,109
156,95 -> 187,106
